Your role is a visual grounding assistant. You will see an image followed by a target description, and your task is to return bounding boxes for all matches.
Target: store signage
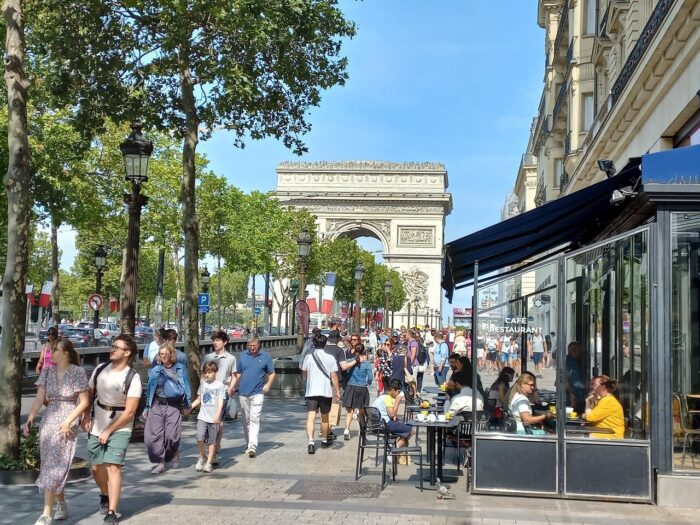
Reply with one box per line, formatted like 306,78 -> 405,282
484,316 -> 542,334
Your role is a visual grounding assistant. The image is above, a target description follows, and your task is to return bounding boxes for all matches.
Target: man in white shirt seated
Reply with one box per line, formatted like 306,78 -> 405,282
443,371 -> 484,415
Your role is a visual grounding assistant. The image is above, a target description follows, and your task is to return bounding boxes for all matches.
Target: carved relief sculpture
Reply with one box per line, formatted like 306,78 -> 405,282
402,269 -> 429,306
398,227 -> 434,246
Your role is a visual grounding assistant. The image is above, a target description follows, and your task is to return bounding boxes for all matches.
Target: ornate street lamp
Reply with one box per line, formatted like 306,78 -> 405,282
384,280 -> 392,331
296,229 -> 311,352
119,122 -> 153,336
413,299 -> 419,328
200,266 -> 210,338
353,263 -> 364,334
92,245 -> 107,345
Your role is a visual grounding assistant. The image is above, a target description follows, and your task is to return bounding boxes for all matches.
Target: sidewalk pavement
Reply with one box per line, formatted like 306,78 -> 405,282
3,379 -> 699,525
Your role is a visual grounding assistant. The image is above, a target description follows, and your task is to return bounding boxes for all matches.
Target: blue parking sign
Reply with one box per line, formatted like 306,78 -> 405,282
254,306 -> 261,315
198,293 -> 210,313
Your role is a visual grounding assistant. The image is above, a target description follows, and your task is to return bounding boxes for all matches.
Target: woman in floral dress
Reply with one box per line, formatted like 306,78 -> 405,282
24,340 -> 89,525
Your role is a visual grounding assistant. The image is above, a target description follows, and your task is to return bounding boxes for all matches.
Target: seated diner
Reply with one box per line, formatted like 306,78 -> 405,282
507,374 -> 553,435
583,375 -> 625,439
443,371 -> 484,416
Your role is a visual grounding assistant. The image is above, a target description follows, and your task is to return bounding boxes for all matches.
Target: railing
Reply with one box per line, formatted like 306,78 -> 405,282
552,79 -> 568,122
610,0 -> 673,105
560,169 -> 569,189
22,336 -> 299,375
565,131 -> 572,157
566,37 -> 575,65
598,1 -> 611,38
553,0 -> 570,54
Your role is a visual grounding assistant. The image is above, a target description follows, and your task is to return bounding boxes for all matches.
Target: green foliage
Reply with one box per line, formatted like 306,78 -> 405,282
0,427 -> 39,471
27,230 -> 56,288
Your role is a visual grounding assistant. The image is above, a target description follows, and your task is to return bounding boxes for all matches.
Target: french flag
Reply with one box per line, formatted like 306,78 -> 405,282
38,281 -> 53,308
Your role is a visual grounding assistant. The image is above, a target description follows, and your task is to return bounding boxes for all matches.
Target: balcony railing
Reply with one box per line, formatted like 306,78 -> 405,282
566,37 -> 575,64
554,0 -> 570,53
565,131 -> 572,157
598,1 -> 611,38
560,169 -> 569,189
552,79 -> 568,123
610,0 -> 673,105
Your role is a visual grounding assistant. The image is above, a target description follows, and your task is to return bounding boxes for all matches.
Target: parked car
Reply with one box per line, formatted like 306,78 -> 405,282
97,322 -> 120,343
61,327 -> 93,348
134,326 -> 153,346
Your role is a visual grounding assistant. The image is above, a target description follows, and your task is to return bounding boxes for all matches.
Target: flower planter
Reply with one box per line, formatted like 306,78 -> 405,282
0,457 -> 91,487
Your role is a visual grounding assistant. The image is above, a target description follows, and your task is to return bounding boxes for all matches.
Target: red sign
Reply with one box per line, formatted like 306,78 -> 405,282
88,294 -> 104,311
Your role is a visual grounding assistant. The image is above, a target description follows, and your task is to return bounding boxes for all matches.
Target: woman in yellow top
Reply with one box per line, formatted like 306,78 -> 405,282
583,375 -> 625,439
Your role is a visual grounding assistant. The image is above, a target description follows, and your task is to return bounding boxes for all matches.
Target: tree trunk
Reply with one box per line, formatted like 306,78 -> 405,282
0,0 -> 31,458
172,244 -> 182,331
178,47 -> 201,394
50,215 -> 60,323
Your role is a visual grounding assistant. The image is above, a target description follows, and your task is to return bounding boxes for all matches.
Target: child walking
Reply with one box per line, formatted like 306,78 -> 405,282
190,361 -> 225,473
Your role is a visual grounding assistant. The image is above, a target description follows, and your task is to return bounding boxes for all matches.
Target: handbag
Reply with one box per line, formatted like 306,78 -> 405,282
162,369 -> 185,402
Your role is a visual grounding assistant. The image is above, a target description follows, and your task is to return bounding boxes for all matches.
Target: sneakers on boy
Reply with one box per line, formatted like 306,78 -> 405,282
321,438 -> 333,449
343,429 -> 350,441
195,456 -> 206,472
103,511 -> 119,525
307,442 -> 316,454
33,516 -> 52,525
53,501 -> 67,520
247,447 -> 256,458
99,494 -> 109,515
202,463 -> 213,473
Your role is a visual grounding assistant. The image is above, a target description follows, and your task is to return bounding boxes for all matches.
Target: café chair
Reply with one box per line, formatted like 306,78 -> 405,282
355,406 -> 396,480
674,394 -> 700,467
380,418 -> 424,492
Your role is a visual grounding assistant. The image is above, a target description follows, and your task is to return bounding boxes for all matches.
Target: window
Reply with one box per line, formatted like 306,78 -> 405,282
565,230 -> 650,441
554,159 -> 563,188
584,0 -> 597,35
582,93 -> 594,131
671,213 -> 700,472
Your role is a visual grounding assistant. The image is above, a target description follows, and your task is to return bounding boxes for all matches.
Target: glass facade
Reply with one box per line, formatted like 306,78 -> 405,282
671,213 -> 700,472
565,229 -> 650,440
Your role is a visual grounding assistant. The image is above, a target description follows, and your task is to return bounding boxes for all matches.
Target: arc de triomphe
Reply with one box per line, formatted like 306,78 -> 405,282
275,161 -> 452,328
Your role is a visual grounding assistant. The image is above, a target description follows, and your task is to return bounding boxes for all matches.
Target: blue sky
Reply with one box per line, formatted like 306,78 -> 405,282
58,1 -> 544,320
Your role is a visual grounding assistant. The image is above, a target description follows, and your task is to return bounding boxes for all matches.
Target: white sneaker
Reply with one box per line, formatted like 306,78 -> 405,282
34,516 -> 52,525
53,501 -> 67,520
211,453 -> 221,465
247,448 -> 256,458
203,463 -> 213,473
171,451 -> 180,469
195,456 -> 206,472
150,463 -> 165,475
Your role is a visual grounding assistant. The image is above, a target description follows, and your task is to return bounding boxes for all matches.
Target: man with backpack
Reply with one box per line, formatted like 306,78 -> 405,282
82,334 -> 142,525
407,331 -> 428,393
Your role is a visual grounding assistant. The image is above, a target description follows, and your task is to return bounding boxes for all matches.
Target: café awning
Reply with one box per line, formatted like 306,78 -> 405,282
442,159 -> 642,301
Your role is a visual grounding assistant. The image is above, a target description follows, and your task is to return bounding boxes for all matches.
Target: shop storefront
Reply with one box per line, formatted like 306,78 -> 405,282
442,145 -> 700,504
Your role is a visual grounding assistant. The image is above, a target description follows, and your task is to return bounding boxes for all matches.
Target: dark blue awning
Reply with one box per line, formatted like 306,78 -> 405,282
442,159 -> 642,301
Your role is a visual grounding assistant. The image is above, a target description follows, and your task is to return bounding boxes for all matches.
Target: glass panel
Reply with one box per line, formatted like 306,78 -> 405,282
476,262 -> 559,436
671,213 -> 700,472
564,230 -> 649,441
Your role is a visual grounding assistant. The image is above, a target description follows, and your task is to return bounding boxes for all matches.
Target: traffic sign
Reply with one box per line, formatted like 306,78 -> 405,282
198,292 -> 210,313
254,306 -> 261,315
88,293 -> 104,311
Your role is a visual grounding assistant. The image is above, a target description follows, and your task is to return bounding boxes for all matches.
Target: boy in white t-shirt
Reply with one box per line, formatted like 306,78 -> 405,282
190,361 -> 225,473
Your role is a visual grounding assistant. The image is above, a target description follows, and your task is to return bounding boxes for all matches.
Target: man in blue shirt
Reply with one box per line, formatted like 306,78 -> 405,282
433,332 -> 450,386
229,334 -> 275,458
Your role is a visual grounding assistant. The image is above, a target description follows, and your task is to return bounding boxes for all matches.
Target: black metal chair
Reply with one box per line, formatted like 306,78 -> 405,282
355,406 -> 394,480
379,416 -> 423,491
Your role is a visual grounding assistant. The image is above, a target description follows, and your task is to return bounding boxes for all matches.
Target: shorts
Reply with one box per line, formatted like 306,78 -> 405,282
306,396 -> 332,415
387,419 -> 413,439
196,419 -> 220,443
476,349 -> 484,358
487,352 -> 497,362
533,352 -> 544,364
500,351 -> 509,362
88,431 -> 131,466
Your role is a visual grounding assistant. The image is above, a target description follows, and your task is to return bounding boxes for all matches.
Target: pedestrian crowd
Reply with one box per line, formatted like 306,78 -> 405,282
28,322 -> 577,525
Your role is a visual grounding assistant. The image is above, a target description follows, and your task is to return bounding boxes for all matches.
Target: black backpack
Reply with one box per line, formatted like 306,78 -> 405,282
416,344 -> 428,365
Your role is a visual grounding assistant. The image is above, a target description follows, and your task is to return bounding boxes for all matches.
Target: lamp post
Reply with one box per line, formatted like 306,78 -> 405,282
200,266 -> 210,339
407,301 -> 411,330
119,122 -> 153,336
353,263 -> 364,334
413,300 -> 419,328
295,229 -> 311,352
92,245 -> 107,345
383,281 -> 392,330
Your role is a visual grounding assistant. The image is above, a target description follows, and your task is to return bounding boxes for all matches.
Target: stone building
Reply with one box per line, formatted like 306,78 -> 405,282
517,0 -> 699,207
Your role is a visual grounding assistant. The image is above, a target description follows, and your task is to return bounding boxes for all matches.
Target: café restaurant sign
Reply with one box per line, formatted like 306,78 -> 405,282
484,316 -> 542,334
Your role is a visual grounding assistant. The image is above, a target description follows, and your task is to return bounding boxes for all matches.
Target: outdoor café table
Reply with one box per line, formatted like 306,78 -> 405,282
408,418 -> 460,490
566,425 -> 615,436
422,386 -> 443,395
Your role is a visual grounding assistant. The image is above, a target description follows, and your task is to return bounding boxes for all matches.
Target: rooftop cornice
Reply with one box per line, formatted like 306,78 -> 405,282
277,160 -> 446,172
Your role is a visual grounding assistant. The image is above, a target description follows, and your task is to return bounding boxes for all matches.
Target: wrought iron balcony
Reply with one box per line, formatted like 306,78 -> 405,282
553,0 -> 570,54
566,37 -> 575,64
564,131 -> 571,157
552,79 -> 568,123
610,0 -> 673,106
